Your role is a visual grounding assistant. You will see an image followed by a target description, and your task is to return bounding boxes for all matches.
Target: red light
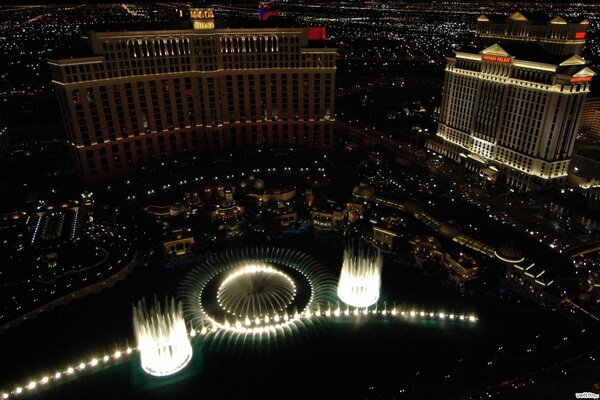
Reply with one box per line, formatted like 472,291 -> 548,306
576,32 -> 586,39
308,27 -> 326,41
482,54 -> 511,63
570,76 -> 592,83
258,3 -> 279,21
264,10 -> 279,19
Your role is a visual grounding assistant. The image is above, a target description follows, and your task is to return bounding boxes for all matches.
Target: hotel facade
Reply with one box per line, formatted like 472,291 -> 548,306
578,97 -> 600,140
428,12 -> 595,189
48,9 -> 336,180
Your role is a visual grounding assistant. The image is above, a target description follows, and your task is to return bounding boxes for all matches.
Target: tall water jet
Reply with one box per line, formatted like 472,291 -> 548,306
133,297 -> 193,377
337,242 -> 382,308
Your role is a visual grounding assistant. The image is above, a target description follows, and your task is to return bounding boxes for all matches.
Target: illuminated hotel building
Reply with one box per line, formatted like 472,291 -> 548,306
428,12 -> 595,189
578,97 -> 600,139
48,8 -> 336,180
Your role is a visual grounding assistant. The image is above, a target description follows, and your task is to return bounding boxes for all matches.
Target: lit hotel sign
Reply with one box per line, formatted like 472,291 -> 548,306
575,32 -> 586,39
482,55 -> 511,63
570,76 -> 592,83
307,27 -> 326,40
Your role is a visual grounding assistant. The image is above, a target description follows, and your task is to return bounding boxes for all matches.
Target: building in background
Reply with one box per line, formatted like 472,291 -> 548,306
475,11 -> 589,56
428,12 -> 595,190
578,97 -> 600,140
568,145 -> 600,199
48,7 -> 336,181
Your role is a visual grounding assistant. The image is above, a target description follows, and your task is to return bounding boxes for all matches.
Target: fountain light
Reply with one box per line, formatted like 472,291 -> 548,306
181,247 -> 337,349
0,301 -> 478,399
337,242 -> 382,308
133,297 -> 193,377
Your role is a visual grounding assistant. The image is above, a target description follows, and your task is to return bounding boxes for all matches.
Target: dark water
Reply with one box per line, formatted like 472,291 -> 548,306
0,231 -> 589,399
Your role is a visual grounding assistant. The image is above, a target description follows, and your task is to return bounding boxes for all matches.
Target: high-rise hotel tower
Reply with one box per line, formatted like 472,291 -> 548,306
428,12 -> 595,189
48,8 -> 336,180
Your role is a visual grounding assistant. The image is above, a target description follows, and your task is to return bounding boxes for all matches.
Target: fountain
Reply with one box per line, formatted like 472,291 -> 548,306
0,246 -> 480,397
217,263 -> 297,318
133,297 -> 193,377
181,247 -> 337,348
337,242 -> 382,308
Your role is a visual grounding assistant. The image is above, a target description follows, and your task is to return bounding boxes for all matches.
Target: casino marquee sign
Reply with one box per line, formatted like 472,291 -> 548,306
482,54 -> 512,63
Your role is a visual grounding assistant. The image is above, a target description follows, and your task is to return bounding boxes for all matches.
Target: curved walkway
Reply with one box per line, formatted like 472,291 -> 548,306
35,248 -> 110,285
0,252 -> 139,335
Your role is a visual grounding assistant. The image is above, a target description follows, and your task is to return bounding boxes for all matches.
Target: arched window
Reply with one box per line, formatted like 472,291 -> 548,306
128,41 -> 135,58
223,37 -> 228,53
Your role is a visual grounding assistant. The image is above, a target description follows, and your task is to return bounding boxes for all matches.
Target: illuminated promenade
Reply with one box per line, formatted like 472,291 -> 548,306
374,196 -> 496,257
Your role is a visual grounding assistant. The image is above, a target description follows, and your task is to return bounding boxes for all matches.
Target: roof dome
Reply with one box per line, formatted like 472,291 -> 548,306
495,243 -> 524,264
240,175 -> 264,190
404,199 -> 424,215
438,221 -> 461,239
352,181 -> 375,201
